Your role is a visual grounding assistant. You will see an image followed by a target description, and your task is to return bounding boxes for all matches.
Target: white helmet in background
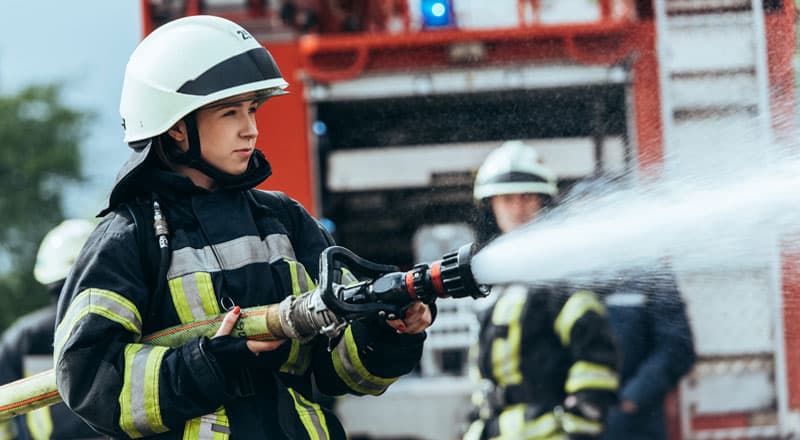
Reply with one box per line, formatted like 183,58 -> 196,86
120,14 -> 288,143
34,219 -> 95,285
473,140 -> 558,200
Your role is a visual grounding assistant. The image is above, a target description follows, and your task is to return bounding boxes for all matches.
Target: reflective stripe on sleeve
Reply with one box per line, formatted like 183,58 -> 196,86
25,406 -> 52,440
119,344 -> 170,438
490,287 -> 527,386
182,408 -> 230,440
565,361 -> 619,394
331,326 -> 398,395
495,404 -> 561,440
280,260 -> 314,375
553,291 -> 605,347
560,412 -> 603,436
169,272 -> 220,324
288,388 -> 330,440
54,288 -> 142,362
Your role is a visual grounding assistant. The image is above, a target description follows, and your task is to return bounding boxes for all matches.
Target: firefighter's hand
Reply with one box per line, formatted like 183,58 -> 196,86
215,306 -> 286,353
386,301 -> 432,334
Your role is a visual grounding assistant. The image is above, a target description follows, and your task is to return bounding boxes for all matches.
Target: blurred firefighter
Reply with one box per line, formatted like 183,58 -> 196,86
0,219 -> 98,440
566,178 -> 697,440
54,15 -> 432,440
464,140 -> 620,440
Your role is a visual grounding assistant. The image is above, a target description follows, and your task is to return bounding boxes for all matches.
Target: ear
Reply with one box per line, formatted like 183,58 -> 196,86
167,120 -> 187,142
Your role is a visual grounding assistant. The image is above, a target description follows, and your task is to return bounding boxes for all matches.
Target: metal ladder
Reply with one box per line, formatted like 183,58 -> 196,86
653,0 -> 785,438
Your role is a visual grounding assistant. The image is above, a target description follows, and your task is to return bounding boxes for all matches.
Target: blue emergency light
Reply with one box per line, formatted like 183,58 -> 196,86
421,0 -> 455,29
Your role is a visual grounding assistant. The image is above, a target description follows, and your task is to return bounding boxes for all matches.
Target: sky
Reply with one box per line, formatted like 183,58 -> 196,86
0,1 -> 142,218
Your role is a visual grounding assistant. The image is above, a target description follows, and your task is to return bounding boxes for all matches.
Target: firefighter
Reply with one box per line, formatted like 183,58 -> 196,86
54,15 -> 432,440
464,141 -> 620,440
0,219 -> 98,440
566,178 -> 697,440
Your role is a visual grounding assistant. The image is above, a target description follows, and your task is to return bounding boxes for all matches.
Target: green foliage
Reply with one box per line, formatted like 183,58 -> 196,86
0,84 -> 88,332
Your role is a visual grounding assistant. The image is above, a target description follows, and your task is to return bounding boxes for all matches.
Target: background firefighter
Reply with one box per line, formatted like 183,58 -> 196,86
464,141 -> 620,440
0,219 -> 98,440
54,15 -> 432,440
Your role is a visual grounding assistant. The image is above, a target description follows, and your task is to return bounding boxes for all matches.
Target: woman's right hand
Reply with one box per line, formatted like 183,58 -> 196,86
214,306 -> 287,354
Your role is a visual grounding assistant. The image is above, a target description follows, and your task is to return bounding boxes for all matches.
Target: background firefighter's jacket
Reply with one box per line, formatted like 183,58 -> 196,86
54,167 -> 425,440
0,303 -> 99,440
598,270 -> 696,440
466,284 -> 619,440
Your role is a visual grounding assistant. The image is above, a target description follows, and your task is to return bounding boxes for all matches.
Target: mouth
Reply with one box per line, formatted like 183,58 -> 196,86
233,148 -> 253,156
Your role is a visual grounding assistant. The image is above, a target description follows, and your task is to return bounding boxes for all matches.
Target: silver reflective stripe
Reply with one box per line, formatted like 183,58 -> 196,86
604,292 -> 646,307
168,234 -> 295,279
180,274 -> 207,321
288,389 -> 329,440
296,263 -> 310,293
131,347 -> 156,436
55,289 -> 142,360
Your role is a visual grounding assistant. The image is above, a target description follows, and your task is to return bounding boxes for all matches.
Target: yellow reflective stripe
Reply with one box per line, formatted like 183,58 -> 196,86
565,361 -> 619,393
169,278 -> 193,323
280,260 -> 314,375
332,326 -> 398,395
25,406 -> 52,440
491,406 -> 564,440
288,388 -> 330,440
464,420 -> 485,440
553,291 -> 605,346
280,340 -> 312,375
521,412 -> 561,439
196,273 -> 220,316
183,408 -> 230,440
560,412 -> 603,436
54,288 -> 142,361
490,288 -> 527,386
341,268 -> 358,286
0,420 -> 14,440
169,273 -> 220,324
119,344 -> 170,438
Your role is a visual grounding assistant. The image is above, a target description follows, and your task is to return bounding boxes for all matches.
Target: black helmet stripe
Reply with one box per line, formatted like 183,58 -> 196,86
177,47 -> 283,96
483,171 -> 550,185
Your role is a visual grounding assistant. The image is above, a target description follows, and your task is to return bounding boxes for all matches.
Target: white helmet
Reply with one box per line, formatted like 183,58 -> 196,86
473,140 -> 558,200
34,219 -> 95,285
120,15 -> 288,143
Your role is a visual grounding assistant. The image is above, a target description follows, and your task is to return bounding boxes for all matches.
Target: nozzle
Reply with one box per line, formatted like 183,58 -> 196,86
404,243 -> 488,301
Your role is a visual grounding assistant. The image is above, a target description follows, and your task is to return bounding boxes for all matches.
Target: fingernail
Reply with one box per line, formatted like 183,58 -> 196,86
233,306 -> 241,315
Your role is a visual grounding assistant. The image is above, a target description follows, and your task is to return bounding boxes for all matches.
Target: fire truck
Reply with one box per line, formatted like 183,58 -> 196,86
140,1 -> 797,439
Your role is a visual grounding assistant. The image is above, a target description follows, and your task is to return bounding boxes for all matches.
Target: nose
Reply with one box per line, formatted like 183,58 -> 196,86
242,114 -> 259,139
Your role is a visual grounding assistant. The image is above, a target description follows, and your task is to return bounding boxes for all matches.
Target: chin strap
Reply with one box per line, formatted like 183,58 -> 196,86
174,112 -> 272,189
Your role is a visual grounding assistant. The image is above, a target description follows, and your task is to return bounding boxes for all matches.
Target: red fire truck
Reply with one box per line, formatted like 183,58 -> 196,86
140,1 -> 797,439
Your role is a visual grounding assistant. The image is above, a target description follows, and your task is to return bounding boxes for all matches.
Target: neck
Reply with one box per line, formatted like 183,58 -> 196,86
176,165 -> 217,191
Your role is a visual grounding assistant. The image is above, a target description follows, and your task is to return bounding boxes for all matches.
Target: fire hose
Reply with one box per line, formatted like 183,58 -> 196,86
0,243 -> 486,421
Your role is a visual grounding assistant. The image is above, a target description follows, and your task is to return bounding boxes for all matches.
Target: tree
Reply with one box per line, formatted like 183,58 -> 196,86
0,84 -> 88,332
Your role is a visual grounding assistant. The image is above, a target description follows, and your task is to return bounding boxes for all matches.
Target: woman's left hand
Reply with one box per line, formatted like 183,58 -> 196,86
386,301 -> 432,334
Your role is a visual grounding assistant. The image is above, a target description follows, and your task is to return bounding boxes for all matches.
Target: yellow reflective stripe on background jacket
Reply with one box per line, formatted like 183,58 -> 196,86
553,290 -> 605,346
490,286 -> 528,387
565,361 -> 619,394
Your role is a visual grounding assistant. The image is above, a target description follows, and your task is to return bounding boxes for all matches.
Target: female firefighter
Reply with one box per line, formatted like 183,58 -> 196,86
464,141 -> 620,440
54,15 -> 432,440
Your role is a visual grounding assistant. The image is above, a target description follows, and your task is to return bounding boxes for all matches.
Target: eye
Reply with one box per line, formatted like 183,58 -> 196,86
249,105 -> 258,114
222,109 -> 236,117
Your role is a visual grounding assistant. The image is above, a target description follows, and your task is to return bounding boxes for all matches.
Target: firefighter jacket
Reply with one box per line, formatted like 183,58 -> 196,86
0,303 -> 100,440
54,165 -> 426,440
598,270 -> 696,440
464,283 -> 620,440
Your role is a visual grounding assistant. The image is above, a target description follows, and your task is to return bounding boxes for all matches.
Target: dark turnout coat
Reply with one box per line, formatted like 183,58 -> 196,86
55,164 -> 425,440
